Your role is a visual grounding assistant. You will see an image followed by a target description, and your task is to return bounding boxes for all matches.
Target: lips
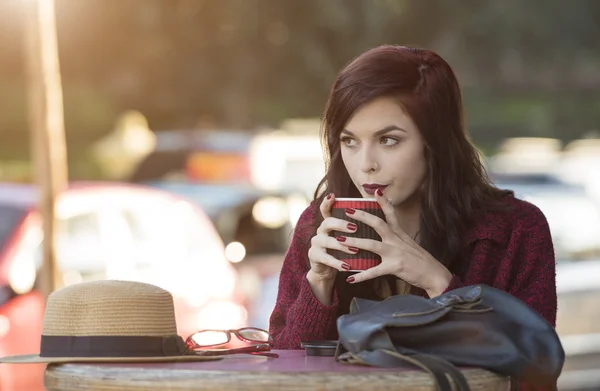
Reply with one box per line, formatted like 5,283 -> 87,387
362,184 -> 388,195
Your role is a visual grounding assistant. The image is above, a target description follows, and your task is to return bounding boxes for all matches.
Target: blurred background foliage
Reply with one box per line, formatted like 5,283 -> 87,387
1,0 -> 599,178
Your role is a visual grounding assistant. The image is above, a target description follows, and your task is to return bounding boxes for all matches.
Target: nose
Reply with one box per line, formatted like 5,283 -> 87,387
359,146 -> 379,173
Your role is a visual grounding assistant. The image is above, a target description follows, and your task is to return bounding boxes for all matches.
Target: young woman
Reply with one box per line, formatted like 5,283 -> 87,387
269,45 -> 556,350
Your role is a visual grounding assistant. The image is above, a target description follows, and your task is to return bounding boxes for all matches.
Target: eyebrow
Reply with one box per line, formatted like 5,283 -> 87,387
341,125 -> 407,137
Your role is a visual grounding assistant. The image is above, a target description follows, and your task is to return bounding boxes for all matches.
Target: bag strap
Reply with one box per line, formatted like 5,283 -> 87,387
337,321 -> 470,390
407,352 -> 471,391
338,349 -> 470,391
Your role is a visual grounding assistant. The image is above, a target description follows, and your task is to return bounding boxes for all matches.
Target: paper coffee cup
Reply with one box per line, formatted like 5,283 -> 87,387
327,198 -> 386,271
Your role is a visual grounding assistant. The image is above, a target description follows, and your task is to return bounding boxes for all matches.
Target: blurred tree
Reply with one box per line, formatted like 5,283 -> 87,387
1,0 -> 599,166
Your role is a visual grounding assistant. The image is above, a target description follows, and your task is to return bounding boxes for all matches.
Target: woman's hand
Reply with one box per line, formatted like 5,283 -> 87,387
307,193 -> 360,283
339,191 -> 452,297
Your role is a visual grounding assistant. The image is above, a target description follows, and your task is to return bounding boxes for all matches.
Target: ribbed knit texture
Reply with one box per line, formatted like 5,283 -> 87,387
269,194 -> 557,349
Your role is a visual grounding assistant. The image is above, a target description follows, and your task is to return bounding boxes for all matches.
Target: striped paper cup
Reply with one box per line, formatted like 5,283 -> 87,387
327,198 -> 385,271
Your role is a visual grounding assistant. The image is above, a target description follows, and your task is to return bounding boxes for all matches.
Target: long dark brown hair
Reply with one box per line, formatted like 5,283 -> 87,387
307,45 -> 510,304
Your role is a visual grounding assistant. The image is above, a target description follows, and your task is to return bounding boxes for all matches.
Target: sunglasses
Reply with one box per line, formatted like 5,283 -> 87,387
185,327 -> 279,358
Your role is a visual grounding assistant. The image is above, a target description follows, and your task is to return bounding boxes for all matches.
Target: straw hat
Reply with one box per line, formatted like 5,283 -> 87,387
0,280 -> 222,363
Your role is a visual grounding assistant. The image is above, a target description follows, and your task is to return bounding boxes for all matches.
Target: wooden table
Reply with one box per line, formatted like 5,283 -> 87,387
44,350 -> 509,391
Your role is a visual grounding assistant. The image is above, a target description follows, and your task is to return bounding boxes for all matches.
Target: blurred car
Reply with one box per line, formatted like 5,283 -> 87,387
129,130 -> 255,185
145,181 -> 308,329
491,172 -> 600,262
129,130 -> 311,264
129,131 -> 313,333
146,181 -> 308,265
0,182 -> 247,391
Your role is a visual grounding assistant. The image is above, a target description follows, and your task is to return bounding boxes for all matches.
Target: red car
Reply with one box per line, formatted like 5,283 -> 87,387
0,182 -> 247,391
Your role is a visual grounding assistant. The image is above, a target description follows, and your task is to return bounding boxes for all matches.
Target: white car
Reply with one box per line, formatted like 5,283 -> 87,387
492,174 -> 600,262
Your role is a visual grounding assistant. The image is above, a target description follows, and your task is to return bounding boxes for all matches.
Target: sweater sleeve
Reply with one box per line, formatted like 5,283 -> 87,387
268,204 -> 341,349
443,202 -> 557,327
504,203 -> 557,327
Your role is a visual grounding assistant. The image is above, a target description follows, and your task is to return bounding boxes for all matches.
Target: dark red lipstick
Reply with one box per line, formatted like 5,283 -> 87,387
362,184 -> 388,195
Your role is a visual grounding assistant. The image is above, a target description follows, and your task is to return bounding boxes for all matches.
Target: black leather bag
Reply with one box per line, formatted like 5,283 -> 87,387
335,285 -> 564,391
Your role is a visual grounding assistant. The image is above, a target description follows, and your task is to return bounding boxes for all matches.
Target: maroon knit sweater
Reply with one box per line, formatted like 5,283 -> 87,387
269,194 -> 557,349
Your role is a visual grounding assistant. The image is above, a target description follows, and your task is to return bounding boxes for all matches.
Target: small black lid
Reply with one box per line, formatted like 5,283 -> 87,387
300,340 -> 338,356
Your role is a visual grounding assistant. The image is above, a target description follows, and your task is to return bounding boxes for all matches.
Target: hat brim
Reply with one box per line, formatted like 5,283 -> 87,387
0,353 -> 223,364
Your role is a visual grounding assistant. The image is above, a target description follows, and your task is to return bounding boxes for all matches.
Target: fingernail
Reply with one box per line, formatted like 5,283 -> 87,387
326,193 -> 332,200
336,236 -> 347,242
349,246 -> 359,253
346,276 -> 355,283
341,263 -> 351,271
347,223 -> 357,231
345,208 -> 356,215
376,188 -> 383,196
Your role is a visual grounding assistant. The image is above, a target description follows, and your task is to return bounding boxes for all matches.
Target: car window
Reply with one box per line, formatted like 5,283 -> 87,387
493,182 -> 600,261
55,212 -> 105,274
235,209 -> 291,255
118,198 -> 225,269
147,182 -> 258,220
119,204 -> 189,268
129,151 -> 188,183
116,196 -> 232,298
0,204 -> 27,252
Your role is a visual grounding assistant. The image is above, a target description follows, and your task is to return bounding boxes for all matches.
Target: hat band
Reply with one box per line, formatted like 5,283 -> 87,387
39,335 -> 189,357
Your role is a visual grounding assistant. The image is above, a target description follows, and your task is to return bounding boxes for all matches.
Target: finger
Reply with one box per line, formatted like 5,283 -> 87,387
316,216 -> 358,236
309,248 -> 352,272
347,264 -> 391,284
345,208 -> 391,241
338,236 -> 386,254
319,192 -> 336,219
312,234 -> 361,255
374,189 -> 405,237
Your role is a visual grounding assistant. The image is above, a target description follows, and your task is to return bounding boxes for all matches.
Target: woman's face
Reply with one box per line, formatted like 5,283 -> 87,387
340,96 -> 427,207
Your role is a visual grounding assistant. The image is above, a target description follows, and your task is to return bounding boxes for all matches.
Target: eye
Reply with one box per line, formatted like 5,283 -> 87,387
380,136 -> 399,146
340,136 -> 357,148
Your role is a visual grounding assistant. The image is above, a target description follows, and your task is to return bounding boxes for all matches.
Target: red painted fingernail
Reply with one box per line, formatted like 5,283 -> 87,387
347,223 -> 357,231
349,246 -> 359,253
336,236 -> 347,242
341,263 -> 351,271
345,208 -> 355,215
376,188 -> 383,196
326,193 -> 332,200
346,276 -> 355,283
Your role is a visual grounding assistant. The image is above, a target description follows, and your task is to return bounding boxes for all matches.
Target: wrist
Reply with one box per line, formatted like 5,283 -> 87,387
306,269 -> 335,287
426,267 -> 452,298
306,269 -> 336,306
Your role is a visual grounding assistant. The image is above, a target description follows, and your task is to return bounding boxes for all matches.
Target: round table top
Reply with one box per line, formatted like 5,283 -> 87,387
44,350 -> 509,391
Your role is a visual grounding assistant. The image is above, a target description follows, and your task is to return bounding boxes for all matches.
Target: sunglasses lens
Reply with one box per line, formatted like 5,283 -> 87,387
239,328 -> 269,342
190,331 -> 229,347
